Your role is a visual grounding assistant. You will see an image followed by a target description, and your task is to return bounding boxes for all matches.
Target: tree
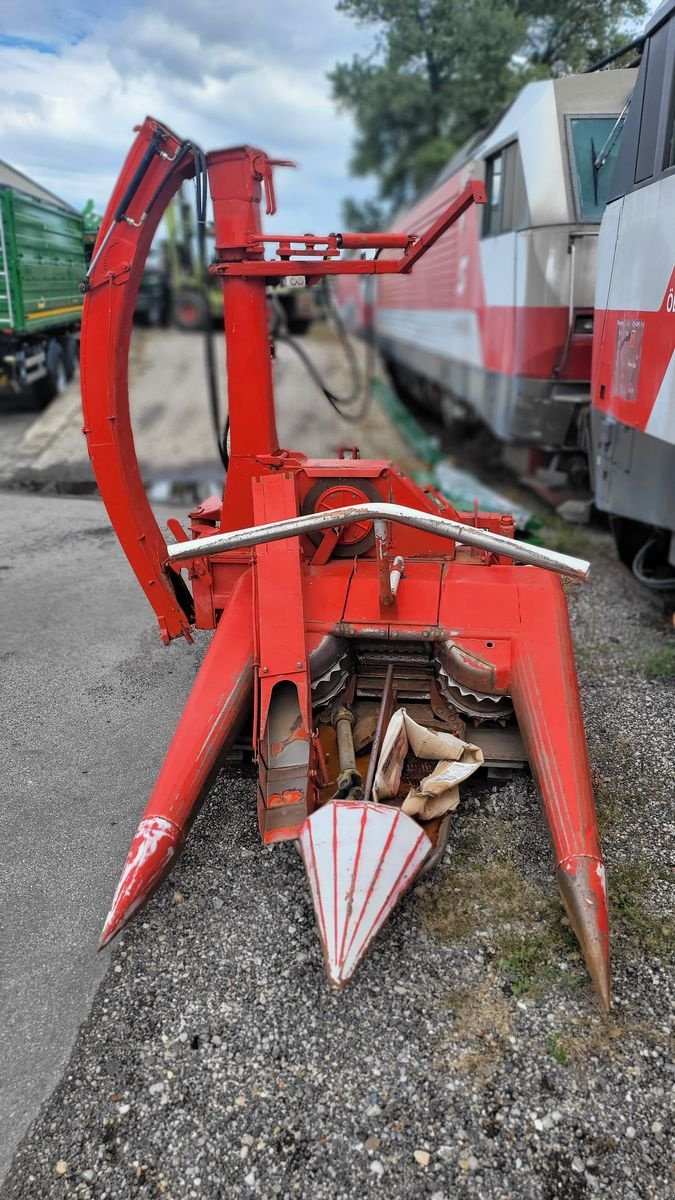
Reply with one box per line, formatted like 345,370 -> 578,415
331,0 -> 647,228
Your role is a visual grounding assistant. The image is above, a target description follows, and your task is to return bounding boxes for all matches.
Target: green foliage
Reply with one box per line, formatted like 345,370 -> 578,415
519,0 -> 648,75
332,0 -> 648,225
545,1032 -> 569,1065
642,642 -> 675,681
341,196 -> 388,231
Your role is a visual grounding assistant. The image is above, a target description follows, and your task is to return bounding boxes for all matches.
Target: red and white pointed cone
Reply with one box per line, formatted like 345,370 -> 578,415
299,800 -> 431,987
99,816 -> 182,949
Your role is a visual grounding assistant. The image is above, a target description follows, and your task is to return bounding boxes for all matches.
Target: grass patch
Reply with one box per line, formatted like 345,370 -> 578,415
562,1013 -> 662,1062
497,941 -> 538,996
643,642 -> 675,681
496,923 -> 581,999
419,859 -> 582,999
594,778 -> 620,835
610,860 -> 673,957
419,861 -> 538,943
545,1033 -> 569,1065
434,985 -> 515,1076
537,516 -> 599,562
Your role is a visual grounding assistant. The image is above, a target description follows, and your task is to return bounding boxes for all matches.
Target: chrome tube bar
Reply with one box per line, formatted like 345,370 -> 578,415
166,502 -> 590,580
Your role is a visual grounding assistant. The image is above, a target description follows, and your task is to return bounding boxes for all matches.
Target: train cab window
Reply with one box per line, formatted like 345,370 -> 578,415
667,68 -> 675,168
635,26 -> 669,181
484,151 -> 503,235
482,142 -> 526,236
568,116 -> 623,220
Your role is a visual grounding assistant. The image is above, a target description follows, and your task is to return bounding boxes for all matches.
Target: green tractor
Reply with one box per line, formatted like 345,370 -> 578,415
155,186 -> 319,334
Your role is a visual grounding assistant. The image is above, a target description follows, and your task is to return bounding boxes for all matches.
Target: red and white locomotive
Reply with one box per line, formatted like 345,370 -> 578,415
340,68 -> 636,488
591,0 -> 675,582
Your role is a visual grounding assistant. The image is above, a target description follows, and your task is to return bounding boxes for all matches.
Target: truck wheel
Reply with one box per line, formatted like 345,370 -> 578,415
173,290 -> 209,332
34,342 -> 67,406
62,335 -> 78,381
610,516 -> 650,570
152,289 -> 171,328
288,317 -> 311,336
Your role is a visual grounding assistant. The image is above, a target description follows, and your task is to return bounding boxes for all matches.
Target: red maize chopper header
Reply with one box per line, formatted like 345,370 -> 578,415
80,118 -> 610,1009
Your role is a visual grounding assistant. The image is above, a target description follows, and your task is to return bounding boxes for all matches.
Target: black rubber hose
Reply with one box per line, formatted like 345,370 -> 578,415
192,144 -> 228,471
276,276 -> 373,423
114,129 -> 164,222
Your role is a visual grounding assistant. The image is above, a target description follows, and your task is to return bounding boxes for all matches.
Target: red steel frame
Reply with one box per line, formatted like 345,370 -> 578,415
80,117 -> 610,1008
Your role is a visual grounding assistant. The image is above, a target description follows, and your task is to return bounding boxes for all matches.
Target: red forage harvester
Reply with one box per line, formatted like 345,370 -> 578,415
80,118 -> 610,1009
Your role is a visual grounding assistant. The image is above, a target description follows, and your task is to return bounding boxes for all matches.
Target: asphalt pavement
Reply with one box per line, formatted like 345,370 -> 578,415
0,491 -> 205,1180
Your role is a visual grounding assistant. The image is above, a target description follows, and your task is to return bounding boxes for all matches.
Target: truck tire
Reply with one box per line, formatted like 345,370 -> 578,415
288,317 -> 311,336
62,335 -> 78,381
173,289 -> 209,332
34,342 -> 67,406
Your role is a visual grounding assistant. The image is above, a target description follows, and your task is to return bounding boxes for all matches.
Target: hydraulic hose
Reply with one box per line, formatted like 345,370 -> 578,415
192,145 -> 229,471
275,276 -> 373,423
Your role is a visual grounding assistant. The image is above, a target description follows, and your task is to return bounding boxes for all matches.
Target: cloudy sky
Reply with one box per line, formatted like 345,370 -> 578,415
0,0 -> 375,232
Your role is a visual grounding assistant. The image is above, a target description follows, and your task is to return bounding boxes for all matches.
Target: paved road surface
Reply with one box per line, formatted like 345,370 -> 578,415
0,492 -> 205,1180
3,326 -> 415,493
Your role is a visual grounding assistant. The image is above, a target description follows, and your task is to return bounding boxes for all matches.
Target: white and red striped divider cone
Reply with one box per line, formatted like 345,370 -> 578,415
299,800 -> 432,987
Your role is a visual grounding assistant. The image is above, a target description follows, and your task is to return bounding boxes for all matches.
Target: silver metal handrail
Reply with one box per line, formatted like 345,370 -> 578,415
166,502 -> 590,580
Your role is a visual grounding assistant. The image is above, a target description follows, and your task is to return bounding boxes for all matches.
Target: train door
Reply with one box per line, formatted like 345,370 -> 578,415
478,141 -> 519,439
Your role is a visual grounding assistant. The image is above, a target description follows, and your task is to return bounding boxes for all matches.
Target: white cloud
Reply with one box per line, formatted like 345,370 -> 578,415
0,0 -> 376,231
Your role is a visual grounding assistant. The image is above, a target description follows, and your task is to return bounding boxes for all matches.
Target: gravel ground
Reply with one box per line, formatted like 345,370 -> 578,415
2,518 -> 673,1199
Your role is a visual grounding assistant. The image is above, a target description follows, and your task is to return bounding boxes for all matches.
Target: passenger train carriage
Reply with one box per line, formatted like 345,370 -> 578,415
342,69 -> 636,485
591,0 -> 675,581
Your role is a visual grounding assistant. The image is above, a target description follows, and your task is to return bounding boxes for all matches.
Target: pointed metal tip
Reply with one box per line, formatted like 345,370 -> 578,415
556,857 -> 611,1011
100,816 -> 182,950
299,800 -> 431,988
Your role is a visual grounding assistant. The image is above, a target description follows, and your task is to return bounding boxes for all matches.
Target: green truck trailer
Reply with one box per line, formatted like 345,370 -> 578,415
0,161 -> 93,403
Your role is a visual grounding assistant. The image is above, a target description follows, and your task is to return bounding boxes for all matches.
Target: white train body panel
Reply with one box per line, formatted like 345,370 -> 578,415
591,0 -> 675,549
340,70 -> 635,451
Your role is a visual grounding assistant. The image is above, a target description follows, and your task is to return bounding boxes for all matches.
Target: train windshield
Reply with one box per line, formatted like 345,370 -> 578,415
569,116 -> 623,221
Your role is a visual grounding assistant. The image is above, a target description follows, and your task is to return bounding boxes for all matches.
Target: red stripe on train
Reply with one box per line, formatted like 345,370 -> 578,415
593,267 -> 675,431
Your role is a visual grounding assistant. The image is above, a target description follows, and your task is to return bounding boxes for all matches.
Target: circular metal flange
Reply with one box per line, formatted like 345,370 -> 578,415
301,477 -> 381,557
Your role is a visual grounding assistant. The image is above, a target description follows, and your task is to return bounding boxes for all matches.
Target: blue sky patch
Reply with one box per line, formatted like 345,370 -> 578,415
0,34 -> 60,56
